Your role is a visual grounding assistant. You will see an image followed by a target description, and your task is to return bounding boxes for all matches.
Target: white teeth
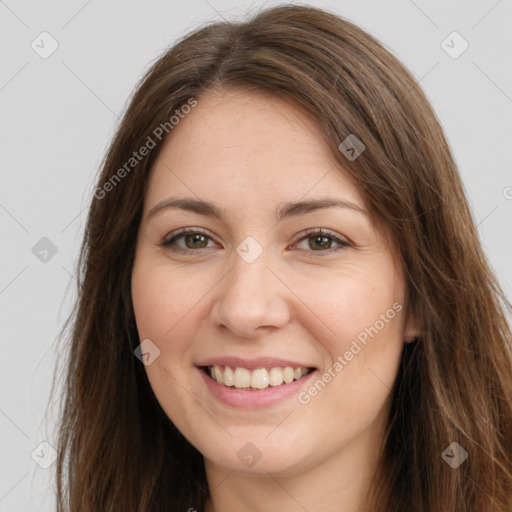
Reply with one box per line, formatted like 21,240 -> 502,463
214,365 -> 223,384
207,365 -> 311,390
283,367 -> 295,384
223,366 -> 234,386
251,368 -> 269,389
234,367 -> 251,388
268,367 -> 284,386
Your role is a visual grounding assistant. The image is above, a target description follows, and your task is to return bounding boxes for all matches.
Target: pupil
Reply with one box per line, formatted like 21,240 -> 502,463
311,236 -> 331,250
186,234 -> 207,248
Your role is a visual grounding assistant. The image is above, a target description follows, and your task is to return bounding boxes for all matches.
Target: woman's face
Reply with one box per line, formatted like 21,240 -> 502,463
131,89 -> 418,476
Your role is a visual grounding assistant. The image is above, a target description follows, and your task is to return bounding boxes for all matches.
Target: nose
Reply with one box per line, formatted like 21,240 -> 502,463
210,251 -> 291,339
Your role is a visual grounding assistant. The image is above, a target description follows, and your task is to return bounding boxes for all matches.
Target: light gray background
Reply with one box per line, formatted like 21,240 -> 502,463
1,0 -> 511,510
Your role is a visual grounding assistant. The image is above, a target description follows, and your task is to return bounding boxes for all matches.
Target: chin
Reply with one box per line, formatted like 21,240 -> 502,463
197,425 -> 322,476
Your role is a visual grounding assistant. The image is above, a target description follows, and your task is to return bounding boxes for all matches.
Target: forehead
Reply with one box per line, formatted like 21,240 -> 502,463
144,89 -> 366,214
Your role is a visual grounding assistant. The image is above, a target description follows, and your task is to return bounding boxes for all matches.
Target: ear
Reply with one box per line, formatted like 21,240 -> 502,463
403,307 -> 422,343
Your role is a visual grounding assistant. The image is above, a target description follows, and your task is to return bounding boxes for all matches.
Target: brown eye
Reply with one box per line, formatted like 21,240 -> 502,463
294,229 -> 351,255
183,233 -> 209,249
160,228 -> 216,254
308,235 -> 334,251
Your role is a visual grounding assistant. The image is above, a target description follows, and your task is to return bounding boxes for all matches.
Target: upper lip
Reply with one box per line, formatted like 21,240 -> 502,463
196,357 -> 316,370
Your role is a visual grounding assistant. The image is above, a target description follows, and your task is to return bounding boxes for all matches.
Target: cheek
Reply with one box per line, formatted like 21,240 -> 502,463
131,259 -> 210,420
131,259 -> 213,352
294,269 -> 405,423
290,262 -> 404,361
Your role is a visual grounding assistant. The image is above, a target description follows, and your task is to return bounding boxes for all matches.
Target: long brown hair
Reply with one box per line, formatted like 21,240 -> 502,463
53,4 -> 512,510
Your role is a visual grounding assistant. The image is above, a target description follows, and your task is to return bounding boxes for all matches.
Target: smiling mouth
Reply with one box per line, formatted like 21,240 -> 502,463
202,365 -> 315,391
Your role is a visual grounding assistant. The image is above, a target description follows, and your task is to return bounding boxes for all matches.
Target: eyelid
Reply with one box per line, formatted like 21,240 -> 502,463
163,226 -> 209,240
290,228 -> 351,253
161,227 -> 216,247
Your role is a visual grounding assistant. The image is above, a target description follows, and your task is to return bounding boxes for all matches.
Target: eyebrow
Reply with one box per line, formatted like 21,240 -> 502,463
147,196 -> 367,222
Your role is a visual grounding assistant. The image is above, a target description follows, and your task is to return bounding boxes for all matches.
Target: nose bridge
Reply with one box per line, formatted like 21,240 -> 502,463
230,250 -> 272,298
211,246 -> 290,337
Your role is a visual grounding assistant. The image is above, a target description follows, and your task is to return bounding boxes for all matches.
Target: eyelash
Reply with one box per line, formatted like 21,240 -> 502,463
159,227 -> 351,256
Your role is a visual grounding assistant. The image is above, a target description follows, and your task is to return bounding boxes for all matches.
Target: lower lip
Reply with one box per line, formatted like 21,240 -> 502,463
197,367 -> 317,409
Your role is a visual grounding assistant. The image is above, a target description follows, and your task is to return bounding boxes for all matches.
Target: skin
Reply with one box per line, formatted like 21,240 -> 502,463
131,88 -> 420,512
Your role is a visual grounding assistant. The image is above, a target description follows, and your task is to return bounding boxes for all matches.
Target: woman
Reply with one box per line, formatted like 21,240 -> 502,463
54,4 -> 512,511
